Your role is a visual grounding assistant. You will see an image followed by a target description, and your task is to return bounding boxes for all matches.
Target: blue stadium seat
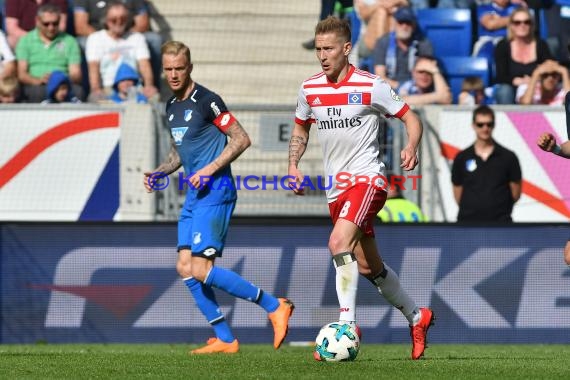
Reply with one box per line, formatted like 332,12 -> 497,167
474,39 -> 496,83
0,0 -> 5,32
347,10 -> 373,72
359,56 -> 373,73
538,9 -> 548,40
348,10 -> 360,47
66,0 -> 76,35
416,8 -> 472,58
555,0 -> 570,5
439,56 -> 490,104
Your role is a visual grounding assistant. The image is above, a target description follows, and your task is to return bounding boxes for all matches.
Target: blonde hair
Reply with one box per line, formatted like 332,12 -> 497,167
315,16 -> 351,44
507,8 -> 535,41
161,40 -> 191,63
461,76 -> 484,92
0,76 -> 19,96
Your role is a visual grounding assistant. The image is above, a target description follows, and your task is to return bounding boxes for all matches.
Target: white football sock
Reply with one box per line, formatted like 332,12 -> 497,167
372,263 -> 420,325
333,252 -> 359,324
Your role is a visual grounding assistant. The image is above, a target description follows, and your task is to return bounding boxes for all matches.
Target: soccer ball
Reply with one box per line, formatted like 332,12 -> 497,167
313,322 -> 360,362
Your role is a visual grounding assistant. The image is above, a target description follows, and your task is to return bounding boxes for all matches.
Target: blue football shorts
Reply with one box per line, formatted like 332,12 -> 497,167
177,201 -> 236,257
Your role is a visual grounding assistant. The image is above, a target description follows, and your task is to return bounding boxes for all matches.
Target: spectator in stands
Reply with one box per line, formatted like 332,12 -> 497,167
85,1 -> 157,103
74,0 -> 163,88
372,6 -> 432,90
4,0 -> 68,49
527,0 -> 569,62
516,59 -> 570,105
409,0 -> 475,8
494,7 -> 552,104
0,75 -> 20,103
354,0 -> 409,62
302,0 -> 354,50
472,0 -> 521,57
398,55 -> 452,105
0,30 -> 16,79
452,105 -> 522,222
377,174 -> 427,222
458,76 -> 494,105
41,70 -> 81,103
15,4 -> 82,103
108,62 -> 147,104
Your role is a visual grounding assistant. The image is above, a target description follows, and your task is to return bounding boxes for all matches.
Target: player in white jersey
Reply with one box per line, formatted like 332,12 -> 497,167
288,16 -> 434,360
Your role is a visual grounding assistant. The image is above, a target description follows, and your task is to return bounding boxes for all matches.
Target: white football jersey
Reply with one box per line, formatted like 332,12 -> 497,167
295,65 -> 410,202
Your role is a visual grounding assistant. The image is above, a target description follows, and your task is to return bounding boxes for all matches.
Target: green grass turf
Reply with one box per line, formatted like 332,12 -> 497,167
1,344 -> 568,379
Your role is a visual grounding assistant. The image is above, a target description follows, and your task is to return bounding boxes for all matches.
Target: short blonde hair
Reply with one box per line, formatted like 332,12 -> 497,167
315,16 -> 351,44
507,8 -> 535,41
161,40 -> 191,63
0,76 -> 19,96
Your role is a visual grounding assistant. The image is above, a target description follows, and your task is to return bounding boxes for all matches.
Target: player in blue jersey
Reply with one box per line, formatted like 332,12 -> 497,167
144,41 -> 294,354
537,91 -> 570,265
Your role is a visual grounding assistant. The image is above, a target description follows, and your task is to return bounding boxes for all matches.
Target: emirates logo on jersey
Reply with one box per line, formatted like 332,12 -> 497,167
317,116 -> 362,130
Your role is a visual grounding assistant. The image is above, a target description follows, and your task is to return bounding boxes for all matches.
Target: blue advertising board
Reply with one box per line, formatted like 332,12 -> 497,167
1,222 -> 569,344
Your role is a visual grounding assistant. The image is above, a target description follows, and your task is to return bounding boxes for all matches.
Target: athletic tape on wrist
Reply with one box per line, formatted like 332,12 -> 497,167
332,252 -> 357,267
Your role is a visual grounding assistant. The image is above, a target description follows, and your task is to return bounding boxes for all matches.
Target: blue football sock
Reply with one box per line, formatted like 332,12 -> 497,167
184,278 -> 234,343
205,266 -> 280,313
256,290 -> 280,313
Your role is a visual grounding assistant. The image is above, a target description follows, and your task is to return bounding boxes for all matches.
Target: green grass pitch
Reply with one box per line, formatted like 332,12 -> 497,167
1,343 -> 569,379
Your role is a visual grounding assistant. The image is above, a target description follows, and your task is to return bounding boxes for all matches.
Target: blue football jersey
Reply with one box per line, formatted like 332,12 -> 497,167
166,83 -> 237,208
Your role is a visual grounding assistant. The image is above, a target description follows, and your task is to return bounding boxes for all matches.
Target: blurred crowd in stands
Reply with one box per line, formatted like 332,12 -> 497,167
304,0 -> 570,106
0,0 -> 160,104
2,1 -> 570,106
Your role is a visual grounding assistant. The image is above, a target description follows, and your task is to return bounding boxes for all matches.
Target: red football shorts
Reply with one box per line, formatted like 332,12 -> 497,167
328,183 -> 387,237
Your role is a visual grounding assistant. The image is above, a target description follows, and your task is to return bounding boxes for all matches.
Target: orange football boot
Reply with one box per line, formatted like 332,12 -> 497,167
410,307 -> 435,360
268,298 -> 295,349
189,338 -> 239,354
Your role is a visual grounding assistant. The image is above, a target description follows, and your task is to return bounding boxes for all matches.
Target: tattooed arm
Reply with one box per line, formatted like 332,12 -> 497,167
156,138 -> 183,175
288,122 -> 310,195
187,120 -> 251,189
209,121 -> 251,171
143,138 -> 182,193
289,125 -> 309,167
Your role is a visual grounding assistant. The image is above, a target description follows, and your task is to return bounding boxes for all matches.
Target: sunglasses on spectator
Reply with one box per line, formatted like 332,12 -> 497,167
415,70 -> 432,75
108,16 -> 128,24
512,19 -> 531,26
541,72 -> 560,79
475,121 -> 495,128
41,20 -> 59,27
